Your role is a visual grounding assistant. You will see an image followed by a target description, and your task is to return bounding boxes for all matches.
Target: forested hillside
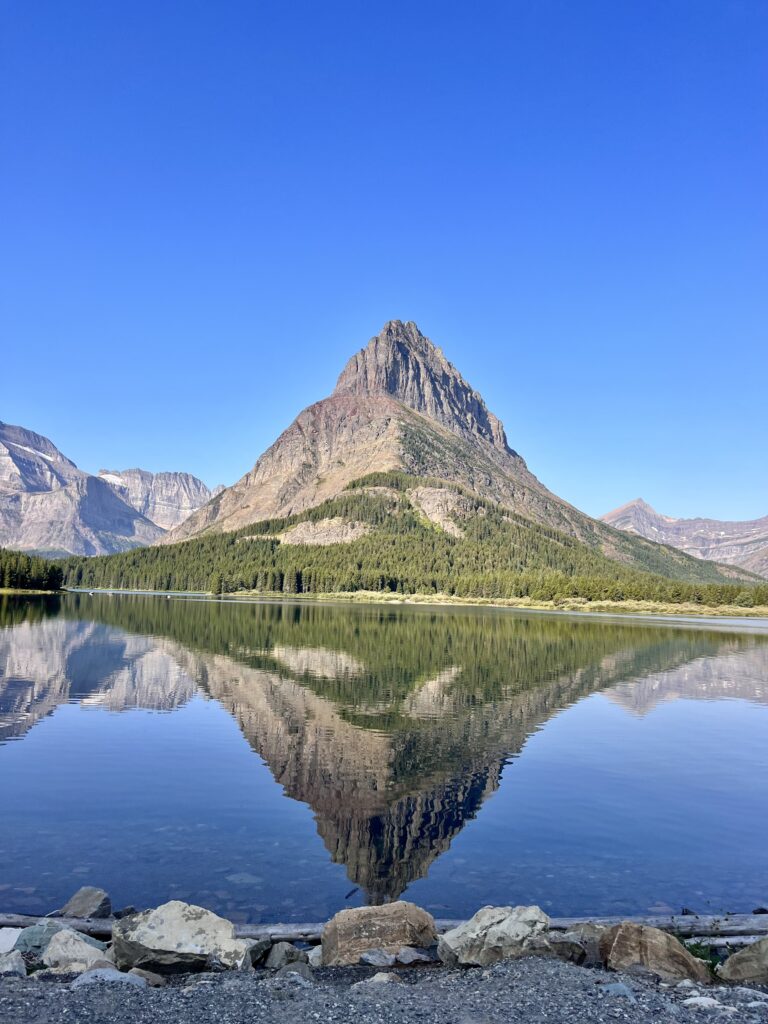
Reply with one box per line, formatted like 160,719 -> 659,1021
0,548 -> 64,590
61,478 -> 767,608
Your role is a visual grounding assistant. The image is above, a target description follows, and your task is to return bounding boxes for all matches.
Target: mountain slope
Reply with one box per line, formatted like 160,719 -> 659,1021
603,498 -> 768,579
0,421 -> 163,556
98,468 -> 222,530
163,321 -> 751,585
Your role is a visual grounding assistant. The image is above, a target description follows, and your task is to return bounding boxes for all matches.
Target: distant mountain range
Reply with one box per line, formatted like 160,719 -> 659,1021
602,499 -> 768,580
0,420 -> 220,556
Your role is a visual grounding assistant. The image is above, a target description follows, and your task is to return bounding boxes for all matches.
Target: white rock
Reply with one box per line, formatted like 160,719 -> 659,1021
307,945 -> 323,967
438,905 -> 550,967
43,929 -> 108,972
0,950 -> 27,978
112,900 -> 251,973
682,996 -> 724,1009
0,928 -> 22,955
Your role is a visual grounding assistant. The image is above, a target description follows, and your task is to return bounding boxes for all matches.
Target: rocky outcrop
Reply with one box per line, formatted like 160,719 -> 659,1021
321,902 -> 437,966
717,936 -> 768,983
602,499 -> 768,579
98,469 -> 219,531
42,929 -> 108,971
599,922 -> 712,983
438,905 -> 550,967
0,421 -> 163,556
112,901 -> 252,974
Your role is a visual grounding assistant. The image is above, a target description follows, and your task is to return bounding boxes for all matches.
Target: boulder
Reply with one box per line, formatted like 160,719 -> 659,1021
359,948 -> 396,968
129,967 -> 167,987
264,942 -> 308,970
58,886 -> 112,919
43,929 -> 109,972
246,938 -> 272,966
112,900 -> 251,974
322,901 -> 437,967
307,945 -> 323,967
524,933 -> 587,965
438,905 -> 550,967
560,923 -> 608,967
0,928 -> 22,955
71,967 -> 147,989
13,920 -> 67,956
717,936 -> 768,984
395,946 -> 433,965
275,962 -> 313,982
0,950 -> 27,978
599,923 -> 711,984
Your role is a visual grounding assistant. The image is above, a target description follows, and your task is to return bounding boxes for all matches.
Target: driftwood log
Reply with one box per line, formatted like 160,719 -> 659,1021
1,912 -> 767,946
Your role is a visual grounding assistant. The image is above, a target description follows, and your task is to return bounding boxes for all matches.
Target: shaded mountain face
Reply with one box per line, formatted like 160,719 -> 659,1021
603,499 -> 768,579
98,468 -> 221,531
161,321 -> 751,584
0,421 -> 163,556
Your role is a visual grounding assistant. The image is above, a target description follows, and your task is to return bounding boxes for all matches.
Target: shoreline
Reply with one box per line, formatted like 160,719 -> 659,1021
57,586 -> 768,628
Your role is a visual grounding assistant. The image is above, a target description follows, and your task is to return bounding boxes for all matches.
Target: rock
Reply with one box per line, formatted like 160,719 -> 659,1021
307,945 -> 323,967
114,906 -> 138,919
0,950 -> 27,978
524,933 -> 587,965
322,901 -> 437,967
58,886 -> 112,919
717,936 -> 768,984
601,981 -> 637,1003
682,996 -> 723,1009
395,946 -> 433,965
13,920 -> 67,956
560,923 -> 608,967
43,929 -> 109,972
246,938 -> 272,966
275,962 -> 313,982
438,905 -> 550,968
0,928 -> 22,955
112,900 -> 251,974
359,948 -> 396,968
129,967 -> 166,987
599,922 -> 712,984
265,941 -> 308,970
71,967 -> 147,989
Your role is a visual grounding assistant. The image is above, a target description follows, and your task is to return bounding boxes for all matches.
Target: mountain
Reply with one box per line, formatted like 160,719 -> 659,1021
0,421 -> 163,556
161,320 -> 751,586
0,421 -> 218,556
98,468 -> 223,531
602,499 -> 768,579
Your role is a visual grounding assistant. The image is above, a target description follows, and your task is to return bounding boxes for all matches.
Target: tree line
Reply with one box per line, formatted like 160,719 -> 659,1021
0,548 -> 64,591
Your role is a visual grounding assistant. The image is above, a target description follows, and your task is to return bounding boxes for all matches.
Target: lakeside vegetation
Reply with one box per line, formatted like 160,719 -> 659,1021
59,479 -> 768,611
0,548 -> 64,591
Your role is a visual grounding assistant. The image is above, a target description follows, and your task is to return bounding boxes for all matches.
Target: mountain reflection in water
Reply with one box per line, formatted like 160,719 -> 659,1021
1,593 -> 767,915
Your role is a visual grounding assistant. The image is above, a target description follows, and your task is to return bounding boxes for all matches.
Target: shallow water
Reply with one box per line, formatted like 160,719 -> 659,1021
1,592 -> 767,922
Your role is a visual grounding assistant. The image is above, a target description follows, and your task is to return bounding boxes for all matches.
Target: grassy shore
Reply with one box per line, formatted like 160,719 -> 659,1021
225,588 -> 768,619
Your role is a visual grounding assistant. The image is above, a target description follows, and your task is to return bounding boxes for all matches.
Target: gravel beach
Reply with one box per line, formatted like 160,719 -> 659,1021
3,959 -> 768,1024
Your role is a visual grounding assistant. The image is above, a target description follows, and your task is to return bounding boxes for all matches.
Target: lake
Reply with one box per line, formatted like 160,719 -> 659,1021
1,592 -> 767,924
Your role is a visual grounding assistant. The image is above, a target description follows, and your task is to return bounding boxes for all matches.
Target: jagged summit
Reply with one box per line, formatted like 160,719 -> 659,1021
334,321 -> 511,451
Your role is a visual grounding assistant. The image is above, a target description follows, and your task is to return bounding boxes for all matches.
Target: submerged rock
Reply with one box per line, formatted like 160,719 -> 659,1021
322,901 -> 437,967
0,950 -> 27,978
599,923 -> 712,984
717,936 -> 768,984
438,905 -> 550,967
112,900 -> 251,974
58,886 -> 112,919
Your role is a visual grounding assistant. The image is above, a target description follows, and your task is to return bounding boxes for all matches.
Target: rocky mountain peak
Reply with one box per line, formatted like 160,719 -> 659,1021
333,320 -> 511,451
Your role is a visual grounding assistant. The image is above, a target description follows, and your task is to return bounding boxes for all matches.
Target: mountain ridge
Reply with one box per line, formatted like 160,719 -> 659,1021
602,498 -> 768,579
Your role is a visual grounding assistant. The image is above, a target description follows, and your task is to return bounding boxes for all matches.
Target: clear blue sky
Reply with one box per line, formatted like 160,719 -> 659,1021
1,1 -> 766,520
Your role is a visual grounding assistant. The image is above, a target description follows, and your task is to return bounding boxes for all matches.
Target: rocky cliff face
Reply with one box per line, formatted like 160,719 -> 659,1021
0,421 -> 163,556
602,499 -> 768,579
98,468 -> 219,530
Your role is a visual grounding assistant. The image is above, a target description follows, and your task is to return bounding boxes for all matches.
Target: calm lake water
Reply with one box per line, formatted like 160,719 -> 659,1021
1,592 -> 767,923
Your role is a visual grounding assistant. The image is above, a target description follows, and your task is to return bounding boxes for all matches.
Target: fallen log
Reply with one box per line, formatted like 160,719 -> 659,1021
1,912 -> 766,946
